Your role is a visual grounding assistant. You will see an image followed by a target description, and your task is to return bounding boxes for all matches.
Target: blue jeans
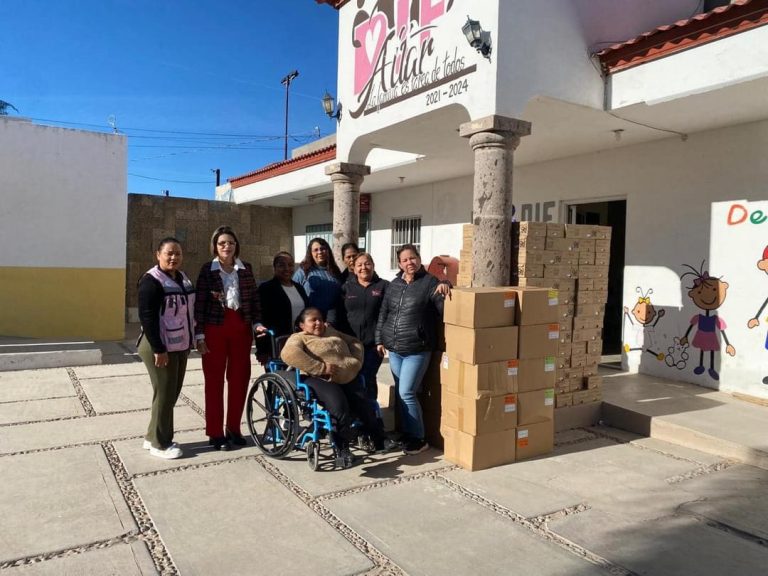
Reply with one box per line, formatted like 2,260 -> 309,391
388,350 -> 431,441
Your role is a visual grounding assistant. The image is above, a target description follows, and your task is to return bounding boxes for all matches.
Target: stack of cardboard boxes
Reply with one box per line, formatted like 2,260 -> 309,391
511,221 -> 611,419
439,286 -> 557,471
456,224 -> 473,287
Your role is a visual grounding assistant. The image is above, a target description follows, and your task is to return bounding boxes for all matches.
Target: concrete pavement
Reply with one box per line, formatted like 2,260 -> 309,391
1,344 -> 768,574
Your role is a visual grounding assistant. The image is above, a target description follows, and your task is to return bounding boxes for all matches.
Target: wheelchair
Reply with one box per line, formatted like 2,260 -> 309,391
246,332 -> 375,471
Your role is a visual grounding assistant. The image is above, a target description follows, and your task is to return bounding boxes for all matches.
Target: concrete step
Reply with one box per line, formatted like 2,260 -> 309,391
600,370 -> 768,470
0,342 -> 102,371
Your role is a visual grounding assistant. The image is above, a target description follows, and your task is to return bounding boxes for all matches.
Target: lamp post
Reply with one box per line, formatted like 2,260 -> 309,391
281,70 -> 299,160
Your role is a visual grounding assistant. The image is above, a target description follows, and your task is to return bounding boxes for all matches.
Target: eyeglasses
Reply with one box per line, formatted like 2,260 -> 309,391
217,241 -> 236,246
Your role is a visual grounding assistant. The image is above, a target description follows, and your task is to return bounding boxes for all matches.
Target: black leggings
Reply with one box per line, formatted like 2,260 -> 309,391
304,376 -> 382,444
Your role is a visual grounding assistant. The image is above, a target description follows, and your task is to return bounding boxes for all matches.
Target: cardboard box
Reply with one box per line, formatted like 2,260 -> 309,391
564,224 -> 584,239
463,223 -> 474,239
546,222 -> 565,238
517,262 -> 544,278
585,374 -> 603,389
578,278 -> 594,291
555,355 -> 570,370
456,272 -> 472,287
595,239 -> 611,253
583,363 -> 599,378
578,252 -> 595,266
556,393 -> 573,408
518,324 -> 560,358
594,254 -> 609,266
508,356 -> 556,392
515,420 -> 554,461
440,354 -> 516,396
572,327 -> 603,343
518,235 -> 546,251
518,221 -> 548,237
557,341 -> 572,358
516,277 -> 576,293
512,287 -> 559,325
594,226 -> 612,239
441,390 -> 517,434
517,388 -> 555,425
579,239 -> 596,253
444,324 -> 519,364
573,315 -> 603,331
515,249 -> 546,265
575,303 -> 604,318
441,425 -> 516,471
546,237 -> 580,252
419,352 -> 444,450
587,340 -> 602,355
443,287 -> 517,328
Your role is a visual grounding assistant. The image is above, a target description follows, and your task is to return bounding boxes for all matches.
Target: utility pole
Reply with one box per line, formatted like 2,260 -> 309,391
281,70 -> 299,161
211,168 -> 221,187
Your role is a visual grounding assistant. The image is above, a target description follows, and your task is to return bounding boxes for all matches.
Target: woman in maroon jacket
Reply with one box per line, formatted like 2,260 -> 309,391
195,226 -> 266,451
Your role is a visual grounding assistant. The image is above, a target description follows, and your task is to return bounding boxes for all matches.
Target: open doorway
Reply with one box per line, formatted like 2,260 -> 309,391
567,199 -> 626,356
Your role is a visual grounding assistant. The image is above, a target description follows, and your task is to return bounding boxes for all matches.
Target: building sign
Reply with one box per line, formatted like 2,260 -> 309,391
350,0 -> 476,118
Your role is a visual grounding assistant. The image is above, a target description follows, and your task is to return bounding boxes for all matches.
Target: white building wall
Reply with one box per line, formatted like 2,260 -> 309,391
293,118 -> 768,399
0,117 -> 127,339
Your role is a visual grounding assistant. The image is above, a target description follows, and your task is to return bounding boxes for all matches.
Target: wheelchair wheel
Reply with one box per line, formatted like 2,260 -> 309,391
306,440 -> 320,471
246,373 -> 299,458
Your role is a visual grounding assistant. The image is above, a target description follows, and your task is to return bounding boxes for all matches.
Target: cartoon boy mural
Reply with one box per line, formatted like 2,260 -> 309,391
679,261 -> 736,381
623,286 -> 665,360
746,245 -> 768,385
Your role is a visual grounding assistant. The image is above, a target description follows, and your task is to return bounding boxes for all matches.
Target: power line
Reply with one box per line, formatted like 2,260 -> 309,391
128,172 -> 214,184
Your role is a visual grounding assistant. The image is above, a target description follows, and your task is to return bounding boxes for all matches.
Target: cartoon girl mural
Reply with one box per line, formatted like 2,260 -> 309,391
679,261 -> 736,381
746,245 -> 768,385
623,286 -> 665,360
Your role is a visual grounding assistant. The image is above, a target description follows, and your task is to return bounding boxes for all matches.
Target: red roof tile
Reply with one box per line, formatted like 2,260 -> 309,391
598,0 -> 768,73
228,144 -> 336,189
315,0 -> 349,9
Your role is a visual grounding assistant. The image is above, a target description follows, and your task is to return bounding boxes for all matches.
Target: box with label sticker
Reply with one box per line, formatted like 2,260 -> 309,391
508,356 -> 556,392
441,390 -> 517,435
439,354 -> 517,396
441,425 -> 516,471
518,324 -> 560,358
517,388 -> 555,425
515,419 -> 554,461
443,287 -> 517,328
511,287 -> 559,325
444,324 -> 519,364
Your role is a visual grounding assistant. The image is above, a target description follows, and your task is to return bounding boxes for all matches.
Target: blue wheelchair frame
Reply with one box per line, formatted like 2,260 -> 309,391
247,331 -> 353,470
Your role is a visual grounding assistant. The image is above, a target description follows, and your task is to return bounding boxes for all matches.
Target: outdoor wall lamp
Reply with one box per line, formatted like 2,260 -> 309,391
462,16 -> 492,60
322,91 -> 342,122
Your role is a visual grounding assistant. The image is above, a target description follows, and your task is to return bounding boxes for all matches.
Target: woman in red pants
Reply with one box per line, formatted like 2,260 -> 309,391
195,226 -> 266,450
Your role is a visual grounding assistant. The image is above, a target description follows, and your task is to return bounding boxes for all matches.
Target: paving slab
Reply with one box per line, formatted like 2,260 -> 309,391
549,507 -> 768,576
134,459 -> 372,576
2,542 -> 156,575
325,477 -> 614,576
0,445 -> 136,563
73,363 -> 148,379
271,446 -> 449,497
114,429 -> 261,476
448,437 -> 702,520
602,371 -> 768,469
0,368 -> 75,402
80,375 -> 154,413
0,396 -> 85,424
585,426 -> 727,466
673,464 -> 768,541
0,406 -> 203,454
0,349 -> 101,372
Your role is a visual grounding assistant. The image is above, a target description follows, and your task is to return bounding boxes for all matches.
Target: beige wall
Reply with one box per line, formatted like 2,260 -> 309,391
126,194 -> 293,319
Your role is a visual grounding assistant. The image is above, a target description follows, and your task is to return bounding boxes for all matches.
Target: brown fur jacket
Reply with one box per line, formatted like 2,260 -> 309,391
280,326 -> 363,384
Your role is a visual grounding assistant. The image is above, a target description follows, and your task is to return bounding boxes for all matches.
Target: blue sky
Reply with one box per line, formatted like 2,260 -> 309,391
0,0 -> 339,199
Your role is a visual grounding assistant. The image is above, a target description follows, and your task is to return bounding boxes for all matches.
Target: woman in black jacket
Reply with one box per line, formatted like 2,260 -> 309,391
257,251 -> 309,361
339,252 -> 388,410
376,244 -> 450,455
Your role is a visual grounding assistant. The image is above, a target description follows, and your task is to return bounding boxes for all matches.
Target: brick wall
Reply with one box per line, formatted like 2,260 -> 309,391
126,194 -> 292,318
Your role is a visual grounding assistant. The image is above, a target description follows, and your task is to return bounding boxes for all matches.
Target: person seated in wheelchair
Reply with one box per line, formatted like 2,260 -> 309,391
280,307 -> 393,464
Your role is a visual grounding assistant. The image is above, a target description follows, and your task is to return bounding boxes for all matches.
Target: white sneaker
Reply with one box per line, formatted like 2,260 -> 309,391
150,445 -> 183,459
142,440 -> 152,450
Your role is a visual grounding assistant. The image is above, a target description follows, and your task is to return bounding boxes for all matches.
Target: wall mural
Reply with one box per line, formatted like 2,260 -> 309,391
678,261 -> 736,381
746,245 -> 768,385
623,287 -> 666,360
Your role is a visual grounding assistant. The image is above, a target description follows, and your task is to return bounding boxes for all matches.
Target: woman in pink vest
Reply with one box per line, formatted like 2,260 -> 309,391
137,237 -> 195,460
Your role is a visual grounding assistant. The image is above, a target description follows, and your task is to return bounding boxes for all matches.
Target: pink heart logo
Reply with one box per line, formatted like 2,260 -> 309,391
354,12 -> 388,95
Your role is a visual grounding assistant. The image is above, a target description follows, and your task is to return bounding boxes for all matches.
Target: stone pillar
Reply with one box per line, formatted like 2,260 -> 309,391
459,115 -> 531,287
325,162 -> 371,266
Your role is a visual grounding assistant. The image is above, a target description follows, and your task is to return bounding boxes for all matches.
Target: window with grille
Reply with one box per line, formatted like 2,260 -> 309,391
305,223 -> 333,247
391,216 -> 421,268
